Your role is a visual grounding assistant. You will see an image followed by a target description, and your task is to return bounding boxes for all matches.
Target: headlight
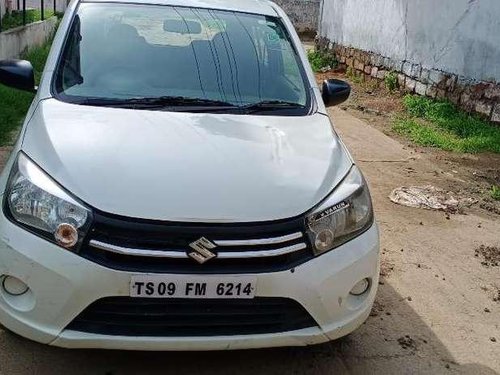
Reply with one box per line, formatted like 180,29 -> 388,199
306,166 -> 373,255
4,152 -> 92,250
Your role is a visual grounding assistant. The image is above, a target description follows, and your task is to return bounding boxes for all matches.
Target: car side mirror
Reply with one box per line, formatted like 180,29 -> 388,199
322,79 -> 351,107
0,60 -> 36,92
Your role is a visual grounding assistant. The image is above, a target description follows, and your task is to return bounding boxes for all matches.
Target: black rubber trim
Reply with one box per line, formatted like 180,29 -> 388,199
66,296 -> 319,337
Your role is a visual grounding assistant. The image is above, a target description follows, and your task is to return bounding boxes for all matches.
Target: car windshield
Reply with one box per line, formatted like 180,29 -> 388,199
53,3 -> 310,114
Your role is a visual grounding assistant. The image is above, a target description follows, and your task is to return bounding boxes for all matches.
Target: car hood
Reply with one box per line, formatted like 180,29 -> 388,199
22,99 -> 352,222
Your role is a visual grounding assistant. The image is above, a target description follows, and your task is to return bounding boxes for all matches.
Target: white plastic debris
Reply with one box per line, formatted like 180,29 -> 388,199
389,185 -> 460,212
319,65 -> 332,73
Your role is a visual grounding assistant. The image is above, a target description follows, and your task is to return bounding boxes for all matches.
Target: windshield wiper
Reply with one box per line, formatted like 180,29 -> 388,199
78,96 -> 237,109
127,96 -> 237,108
238,100 -> 305,113
75,97 -> 306,114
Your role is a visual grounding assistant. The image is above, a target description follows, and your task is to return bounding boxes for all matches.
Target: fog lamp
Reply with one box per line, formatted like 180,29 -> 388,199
2,276 -> 29,296
350,278 -> 370,296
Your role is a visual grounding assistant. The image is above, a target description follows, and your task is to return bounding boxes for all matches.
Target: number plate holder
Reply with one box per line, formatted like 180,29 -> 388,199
130,275 -> 257,299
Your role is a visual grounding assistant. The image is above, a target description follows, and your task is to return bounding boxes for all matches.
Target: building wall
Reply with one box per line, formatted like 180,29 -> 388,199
320,0 -> 500,83
274,0 -> 321,33
1,0 -> 6,19
0,16 -> 57,59
319,0 -> 500,123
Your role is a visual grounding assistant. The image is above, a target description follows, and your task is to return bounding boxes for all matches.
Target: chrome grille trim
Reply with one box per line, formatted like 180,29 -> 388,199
218,243 -> 307,258
214,232 -> 303,246
89,240 -> 307,259
90,240 -> 188,259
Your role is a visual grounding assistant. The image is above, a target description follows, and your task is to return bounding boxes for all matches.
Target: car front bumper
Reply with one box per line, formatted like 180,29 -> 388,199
0,207 -> 379,350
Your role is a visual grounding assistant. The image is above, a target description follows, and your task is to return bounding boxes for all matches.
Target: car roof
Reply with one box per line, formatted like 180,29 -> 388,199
81,0 -> 279,16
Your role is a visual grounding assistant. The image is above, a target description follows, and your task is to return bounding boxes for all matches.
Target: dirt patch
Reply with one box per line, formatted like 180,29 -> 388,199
480,201 -> 500,216
397,335 -> 417,351
369,300 -> 385,318
475,246 -> 500,267
380,259 -> 395,278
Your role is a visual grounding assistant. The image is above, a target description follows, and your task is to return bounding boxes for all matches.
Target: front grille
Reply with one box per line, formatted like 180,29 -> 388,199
66,297 -> 318,337
80,212 -> 314,273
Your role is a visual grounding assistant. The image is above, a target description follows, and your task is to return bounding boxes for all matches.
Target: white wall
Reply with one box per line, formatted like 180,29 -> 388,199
319,0 -> 500,83
0,16 -> 57,59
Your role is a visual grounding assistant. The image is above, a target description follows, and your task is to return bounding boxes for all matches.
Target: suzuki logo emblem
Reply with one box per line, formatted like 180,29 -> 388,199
188,237 -> 217,264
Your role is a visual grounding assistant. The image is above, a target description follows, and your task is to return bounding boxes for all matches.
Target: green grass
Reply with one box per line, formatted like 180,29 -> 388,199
491,186 -> 500,201
0,39 -> 52,145
384,71 -> 398,92
1,9 -> 55,31
393,95 -> 500,153
307,49 -> 337,73
346,66 -> 363,84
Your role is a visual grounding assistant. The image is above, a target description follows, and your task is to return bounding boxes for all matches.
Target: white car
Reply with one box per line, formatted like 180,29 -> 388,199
0,0 -> 379,350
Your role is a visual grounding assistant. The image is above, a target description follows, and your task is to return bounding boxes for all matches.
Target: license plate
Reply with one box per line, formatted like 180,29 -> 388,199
130,275 -> 257,299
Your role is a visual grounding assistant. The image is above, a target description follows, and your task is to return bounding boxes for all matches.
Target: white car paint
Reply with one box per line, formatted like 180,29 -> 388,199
22,99 -> 352,222
0,210 -> 379,349
0,0 -> 379,350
